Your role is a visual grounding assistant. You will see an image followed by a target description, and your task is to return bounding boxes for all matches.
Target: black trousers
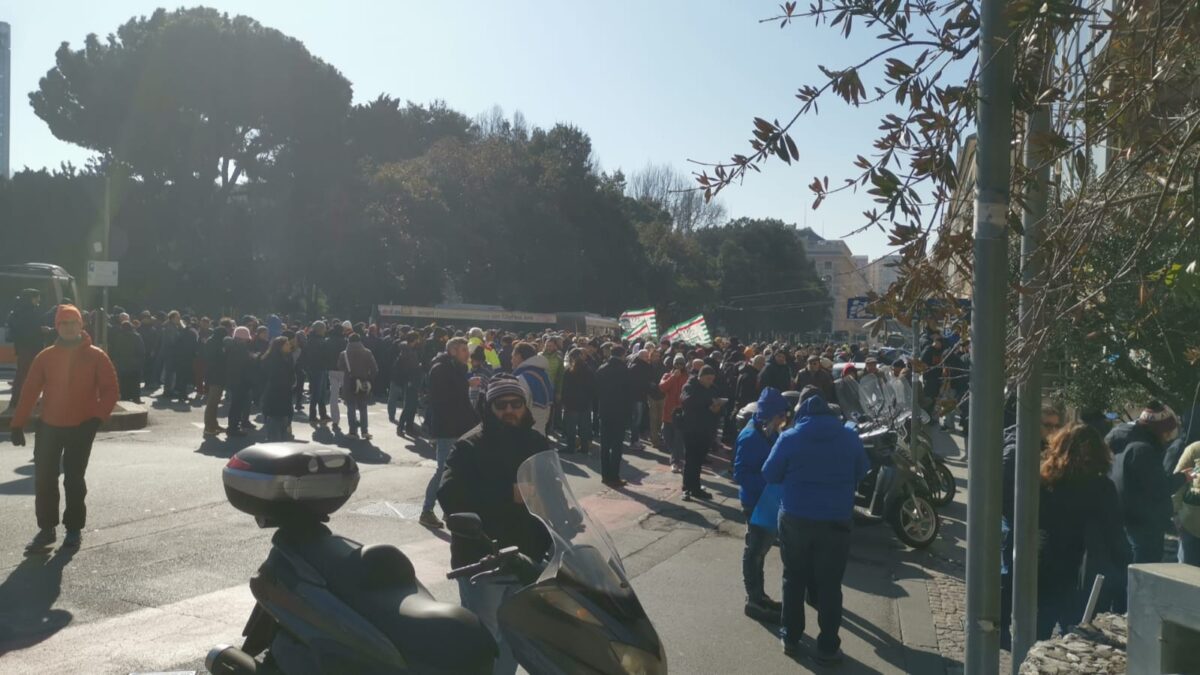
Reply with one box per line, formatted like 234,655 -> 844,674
11,352 -> 35,408
778,513 -> 852,655
34,421 -> 100,530
682,431 -> 711,493
599,417 -> 626,482
118,372 -> 142,401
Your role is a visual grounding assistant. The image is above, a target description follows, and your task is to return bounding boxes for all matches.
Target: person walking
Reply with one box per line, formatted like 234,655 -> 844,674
420,337 -> 478,529
261,336 -> 296,442
225,327 -> 255,436
762,394 -> 869,664
305,321 -> 330,424
202,323 -> 229,436
560,348 -> 596,454
392,331 -> 424,437
10,305 -> 119,550
660,355 -> 689,473
325,322 -> 350,435
734,387 -> 790,622
6,289 -> 45,410
1035,424 -> 1130,638
437,375 -> 551,675
339,333 -> 379,440
679,365 -> 726,500
596,345 -> 635,487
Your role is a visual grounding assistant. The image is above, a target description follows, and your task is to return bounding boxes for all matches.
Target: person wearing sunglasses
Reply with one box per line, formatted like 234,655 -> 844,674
437,375 -> 550,675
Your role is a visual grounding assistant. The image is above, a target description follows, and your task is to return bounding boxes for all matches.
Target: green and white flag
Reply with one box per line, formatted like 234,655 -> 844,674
663,314 -> 712,346
619,307 -> 658,339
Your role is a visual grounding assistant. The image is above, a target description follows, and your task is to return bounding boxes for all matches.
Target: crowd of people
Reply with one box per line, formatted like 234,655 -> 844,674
7,293 -> 1200,665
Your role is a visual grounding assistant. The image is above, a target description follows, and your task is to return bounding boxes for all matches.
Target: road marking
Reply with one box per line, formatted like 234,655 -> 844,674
0,538 -> 453,674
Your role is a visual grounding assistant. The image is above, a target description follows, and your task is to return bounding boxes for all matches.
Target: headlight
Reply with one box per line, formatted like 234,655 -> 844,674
610,642 -> 665,675
535,588 -> 602,626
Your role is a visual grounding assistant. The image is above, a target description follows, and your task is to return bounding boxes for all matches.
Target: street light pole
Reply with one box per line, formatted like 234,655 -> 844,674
966,0 -> 1016,671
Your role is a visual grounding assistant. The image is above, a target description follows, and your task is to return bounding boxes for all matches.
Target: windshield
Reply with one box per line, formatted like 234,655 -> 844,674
516,450 -> 630,596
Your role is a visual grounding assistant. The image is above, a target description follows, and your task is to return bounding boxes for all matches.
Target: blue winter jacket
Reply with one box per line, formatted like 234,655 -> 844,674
513,355 -> 555,410
734,419 -> 776,512
762,395 -> 870,522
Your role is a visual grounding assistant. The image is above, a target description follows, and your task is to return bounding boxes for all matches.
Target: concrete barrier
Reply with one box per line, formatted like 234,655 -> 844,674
1127,563 -> 1200,674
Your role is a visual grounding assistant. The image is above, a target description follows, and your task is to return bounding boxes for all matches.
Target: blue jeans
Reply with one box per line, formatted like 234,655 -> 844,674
662,422 -> 684,464
562,409 -> 592,452
778,513 -> 851,655
347,399 -> 368,436
424,438 -> 456,512
630,401 -> 647,442
387,383 -> 404,421
1180,529 -> 1200,566
743,521 -> 777,602
457,578 -> 520,675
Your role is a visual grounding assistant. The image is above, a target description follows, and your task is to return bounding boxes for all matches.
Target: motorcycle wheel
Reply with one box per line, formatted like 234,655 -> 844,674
888,494 -> 940,549
926,457 -> 957,507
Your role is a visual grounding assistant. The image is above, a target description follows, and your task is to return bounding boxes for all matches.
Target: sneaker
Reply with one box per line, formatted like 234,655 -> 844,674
396,425 -> 405,437
418,511 -> 444,529
745,600 -> 781,623
782,640 -> 804,658
362,433 -> 372,441
814,649 -> 844,666
63,529 -> 82,548
671,463 -> 683,474
681,492 -> 694,502
26,528 -> 56,551
345,432 -> 359,439
203,428 -> 220,437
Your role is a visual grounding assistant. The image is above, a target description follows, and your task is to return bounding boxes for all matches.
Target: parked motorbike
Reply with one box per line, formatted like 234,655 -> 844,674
447,450 -> 668,675
206,443 -> 498,674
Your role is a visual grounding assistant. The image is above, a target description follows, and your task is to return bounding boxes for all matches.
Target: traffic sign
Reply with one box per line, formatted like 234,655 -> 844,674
87,261 -> 119,287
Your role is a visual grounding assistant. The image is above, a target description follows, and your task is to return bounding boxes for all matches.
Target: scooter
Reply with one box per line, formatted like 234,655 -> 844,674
206,443 -> 498,674
851,416 -> 941,548
446,450 -> 668,675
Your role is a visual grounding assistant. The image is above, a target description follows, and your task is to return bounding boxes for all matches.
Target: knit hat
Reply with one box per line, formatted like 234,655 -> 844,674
672,354 -> 686,367
55,304 -> 83,326
233,326 -> 252,341
1137,401 -> 1179,438
486,375 -> 530,407
341,320 -> 353,332
755,387 -> 789,423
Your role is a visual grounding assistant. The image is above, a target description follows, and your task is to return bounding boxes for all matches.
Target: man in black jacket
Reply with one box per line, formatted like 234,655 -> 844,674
437,375 -> 550,675
793,355 -> 835,402
596,346 -> 635,486
109,320 -> 146,403
680,366 -> 726,500
390,332 -> 424,436
7,289 -> 46,410
305,321 -> 329,423
202,324 -> 229,436
421,337 -> 478,528
1106,402 -> 1192,564
758,351 -> 793,393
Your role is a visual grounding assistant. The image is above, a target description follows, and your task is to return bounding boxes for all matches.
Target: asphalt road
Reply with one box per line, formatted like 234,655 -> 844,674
0,390 -> 953,674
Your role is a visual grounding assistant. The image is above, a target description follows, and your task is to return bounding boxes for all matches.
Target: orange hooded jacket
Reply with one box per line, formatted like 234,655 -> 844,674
12,306 -> 119,429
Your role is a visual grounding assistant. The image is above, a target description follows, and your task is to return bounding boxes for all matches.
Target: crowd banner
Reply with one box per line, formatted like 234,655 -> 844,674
619,307 -> 658,338
663,314 -> 712,346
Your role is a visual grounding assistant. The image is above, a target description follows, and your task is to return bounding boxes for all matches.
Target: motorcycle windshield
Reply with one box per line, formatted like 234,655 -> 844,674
501,450 -> 666,675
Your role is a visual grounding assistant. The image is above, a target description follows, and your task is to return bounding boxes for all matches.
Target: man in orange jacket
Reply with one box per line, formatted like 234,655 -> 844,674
10,305 -> 119,551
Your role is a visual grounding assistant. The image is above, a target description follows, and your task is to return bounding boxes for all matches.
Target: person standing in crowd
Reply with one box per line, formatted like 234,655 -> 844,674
660,355 -> 689,473
758,351 -> 792,393
511,342 -> 553,434
138,311 -> 161,392
734,387 -> 789,622
365,324 -> 392,400
168,318 -> 199,401
1035,424 -> 1130,639
736,355 -> 765,415
596,345 -> 635,487
540,336 -> 564,435
392,332 -> 424,437
6,289 -> 45,411
157,310 -> 182,396
560,348 -> 596,454
339,333 -> 379,440
108,320 -> 145,403
834,365 -> 864,421
248,325 -> 270,410
793,354 -> 835,401
193,316 -> 212,404
437,375 -> 550,675
467,345 -> 495,411
857,357 -> 886,412
324,322 -> 350,435
646,345 -> 667,449
202,323 -> 229,437
1106,401 -> 1192,563
498,334 -> 515,373
421,336 -> 478,529
627,348 -> 657,451
306,321 -> 330,424
225,326 -> 255,436
679,365 -> 725,500
919,334 -> 946,417
762,393 -> 869,665
292,329 -> 308,414
261,336 -> 296,442
10,305 -> 119,550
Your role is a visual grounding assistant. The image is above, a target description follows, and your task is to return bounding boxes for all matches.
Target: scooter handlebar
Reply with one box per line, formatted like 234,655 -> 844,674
447,546 -> 520,580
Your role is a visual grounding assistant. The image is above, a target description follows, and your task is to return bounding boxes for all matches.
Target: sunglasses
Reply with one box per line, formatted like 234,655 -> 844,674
491,398 -> 526,411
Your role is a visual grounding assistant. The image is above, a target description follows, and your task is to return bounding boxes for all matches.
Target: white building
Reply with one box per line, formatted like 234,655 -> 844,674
865,254 -> 902,295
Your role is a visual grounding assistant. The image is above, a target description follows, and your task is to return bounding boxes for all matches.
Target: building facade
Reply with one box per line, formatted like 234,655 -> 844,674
798,228 -> 872,337
864,254 -> 903,295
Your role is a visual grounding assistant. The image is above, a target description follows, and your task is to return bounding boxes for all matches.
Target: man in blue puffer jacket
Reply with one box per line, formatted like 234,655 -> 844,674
762,394 -> 869,665
734,387 -> 791,623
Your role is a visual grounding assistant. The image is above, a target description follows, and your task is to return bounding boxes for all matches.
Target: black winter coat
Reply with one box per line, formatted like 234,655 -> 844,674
7,302 -> 45,357
225,339 -> 254,388
428,352 -> 478,438
793,367 -> 836,402
436,415 -> 551,567
321,335 -> 346,371
561,365 -> 597,413
108,327 -> 145,375
204,331 -> 228,388
1106,423 -> 1188,530
596,356 -> 635,422
736,364 -> 761,407
758,361 -> 792,393
261,351 -> 296,417
680,376 -> 721,436
627,358 -> 657,404
391,343 -> 422,385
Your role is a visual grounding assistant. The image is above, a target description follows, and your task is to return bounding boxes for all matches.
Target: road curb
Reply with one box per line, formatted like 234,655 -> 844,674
0,399 -> 149,432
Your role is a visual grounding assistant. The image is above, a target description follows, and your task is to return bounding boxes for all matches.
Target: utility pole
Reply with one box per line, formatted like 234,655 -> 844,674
966,0 -> 1015,671
1011,56 -> 1053,674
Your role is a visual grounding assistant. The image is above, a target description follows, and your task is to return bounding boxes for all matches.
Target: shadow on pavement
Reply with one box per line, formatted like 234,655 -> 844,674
0,464 -> 35,495
194,434 -> 259,458
0,547 -> 76,655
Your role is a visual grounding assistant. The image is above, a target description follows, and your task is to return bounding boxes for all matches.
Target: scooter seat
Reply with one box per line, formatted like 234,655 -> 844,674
331,544 -> 498,673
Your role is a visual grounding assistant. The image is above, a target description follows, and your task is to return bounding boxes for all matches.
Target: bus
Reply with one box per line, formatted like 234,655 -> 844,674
0,263 -> 79,368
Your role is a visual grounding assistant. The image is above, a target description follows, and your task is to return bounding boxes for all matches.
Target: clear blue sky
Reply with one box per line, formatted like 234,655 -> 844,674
5,1 -> 899,258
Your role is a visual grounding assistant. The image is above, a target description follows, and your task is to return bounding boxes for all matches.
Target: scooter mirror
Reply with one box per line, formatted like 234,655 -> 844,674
446,512 -> 485,538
